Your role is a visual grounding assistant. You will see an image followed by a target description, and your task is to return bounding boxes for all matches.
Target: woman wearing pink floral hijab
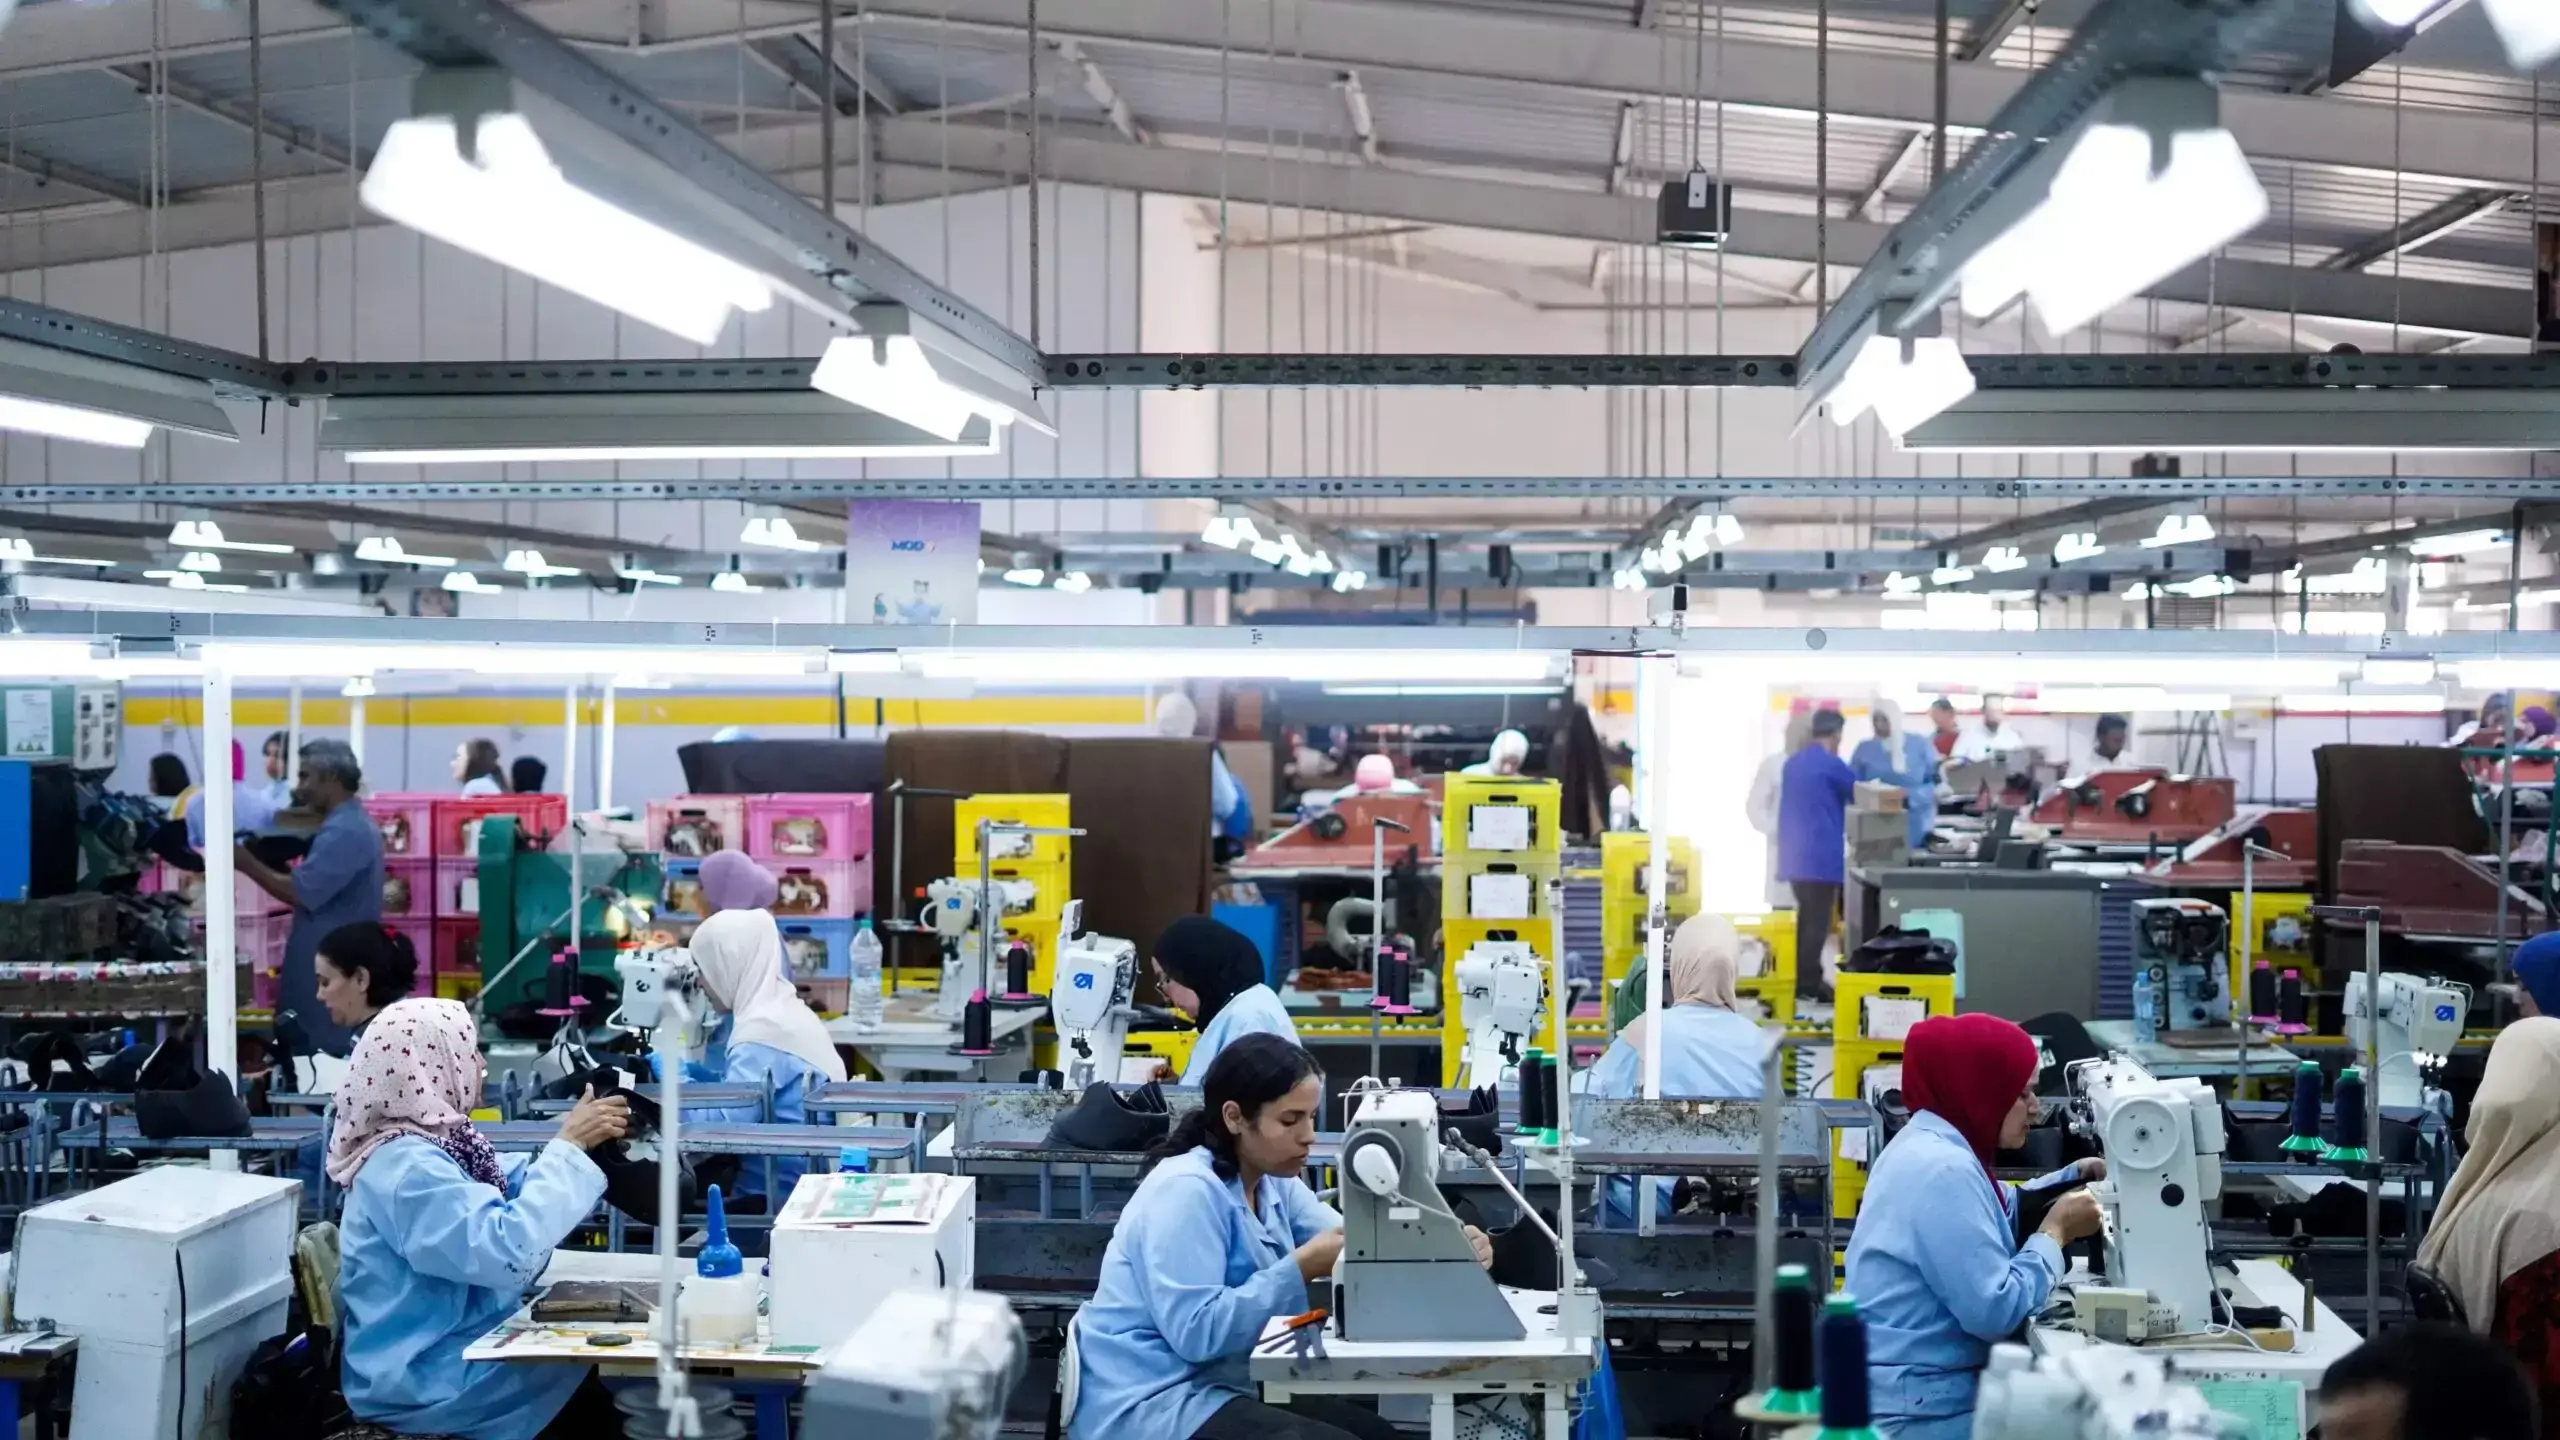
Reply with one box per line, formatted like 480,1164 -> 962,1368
332,999 -> 633,1439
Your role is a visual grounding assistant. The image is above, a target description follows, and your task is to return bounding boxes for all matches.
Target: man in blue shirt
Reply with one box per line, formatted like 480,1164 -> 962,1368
1777,708 -> 1855,1001
236,738 -> 384,1056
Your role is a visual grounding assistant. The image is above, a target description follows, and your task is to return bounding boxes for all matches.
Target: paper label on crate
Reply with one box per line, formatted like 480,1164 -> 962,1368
4,690 -> 51,758
1467,804 -> 1533,852
1469,872 -> 1534,919
1863,996 -> 1928,1042
809,1171 -> 946,1225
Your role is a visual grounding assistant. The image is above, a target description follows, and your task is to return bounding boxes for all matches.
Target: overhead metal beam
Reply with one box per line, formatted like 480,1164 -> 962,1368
740,33 -> 909,116
101,61 -> 364,170
0,147 -> 153,210
0,298 -> 288,398
1056,37 -> 1149,144
1926,496 -> 2178,553
2262,511 -> 2519,568
1960,0 -> 2039,62
2320,188 -> 2515,273
1855,132 -> 1927,222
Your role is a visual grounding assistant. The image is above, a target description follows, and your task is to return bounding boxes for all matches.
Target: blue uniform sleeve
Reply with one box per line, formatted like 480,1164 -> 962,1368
1589,1037 -> 1638,1099
1273,1176 -> 1342,1243
1127,1175 -> 1309,1364
686,1043 -> 814,1126
1824,752 -> 1857,802
1909,1181 -> 2065,1342
292,824 -> 371,915
382,1140 -> 606,1293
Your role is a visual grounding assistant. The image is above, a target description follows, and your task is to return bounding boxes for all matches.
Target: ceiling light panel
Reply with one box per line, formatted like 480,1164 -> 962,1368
322,389 -> 1000,464
0,336 -> 238,449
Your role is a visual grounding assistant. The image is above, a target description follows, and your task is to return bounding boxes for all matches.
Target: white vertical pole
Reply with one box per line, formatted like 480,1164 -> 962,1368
285,683 -> 303,789
1638,655 -> 1672,1237
203,662 -> 240,1172
347,686 -> 368,770
561,683 -> 581,814
597,679 -> 618,813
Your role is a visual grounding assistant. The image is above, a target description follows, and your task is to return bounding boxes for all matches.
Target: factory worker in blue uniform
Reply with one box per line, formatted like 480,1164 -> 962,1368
1155,916 -> 1298,1086
1844,1014 -> 2105,1440
1590,914 -> 1774,1222
678,906 -> 850,1203
334,999 -> 632,1440
1850,698 -> 1939,853
1073,1033 -> 1492,1440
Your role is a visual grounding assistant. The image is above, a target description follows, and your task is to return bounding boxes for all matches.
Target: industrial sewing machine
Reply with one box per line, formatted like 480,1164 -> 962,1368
1337,1085 -> 1526,1342
1974,1343 -> 2239,1440
803,1288 -> 1025,1440
1452,940 -> 1545,1087
1050,928 -> 1137,1089
921,875 -> 1041,1020
2131,897 -> 2231,1040
2343,971 -> 2468,1110
2067,1056 -> 2226,1342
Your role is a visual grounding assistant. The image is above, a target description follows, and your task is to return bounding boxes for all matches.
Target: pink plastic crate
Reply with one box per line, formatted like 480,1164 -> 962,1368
769,859 -> 869,919
648,796 -> 747,859
381,859 -> 436,920
745,794 -> 873,863
234,911 -> 292,970
433,796 -> 567,858
435,858 -> 483,918
365,794 -> 440,860
433,919 -> 481,979
250,964 -> 279,1012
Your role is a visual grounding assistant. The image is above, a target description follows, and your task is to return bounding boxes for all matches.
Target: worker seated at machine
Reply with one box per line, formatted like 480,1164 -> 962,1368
1846,1014 -> 2104,1440
1154,916 -> 1298,1084
1071,1034 -> 1492,1440
1588,915 -> 1772,1223
675,908 -> 851,1206
336,998 -> 633,1440
291,920 -> 424,1201
2416,1017 -> 2560,1435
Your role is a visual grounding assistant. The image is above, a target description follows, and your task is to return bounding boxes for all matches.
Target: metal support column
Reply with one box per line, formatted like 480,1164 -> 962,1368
204,662 -> 240,1172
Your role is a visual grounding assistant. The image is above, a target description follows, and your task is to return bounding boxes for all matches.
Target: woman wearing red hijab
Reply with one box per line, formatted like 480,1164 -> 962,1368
1843,1014 -> 2107,1440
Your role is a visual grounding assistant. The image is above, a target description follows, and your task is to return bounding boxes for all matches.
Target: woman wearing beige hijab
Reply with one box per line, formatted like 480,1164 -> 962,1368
2416,1017 -> 2560,1437
1590,915 -> 1773,1223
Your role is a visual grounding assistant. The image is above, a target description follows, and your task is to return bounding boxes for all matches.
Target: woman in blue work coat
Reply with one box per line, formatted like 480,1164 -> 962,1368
1589,914 -> 1774,1223
1155,916 -> 1298,1085
679,907 -> 851,1204
333,998 -> 632,1440
1072,1033 -> 1493,1440
1850,698 -> 1939,853
1843,1014 -> 2106,1440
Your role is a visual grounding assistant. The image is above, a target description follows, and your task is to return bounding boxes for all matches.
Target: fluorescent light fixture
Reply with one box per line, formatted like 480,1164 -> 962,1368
710,571 -> 759,593
179,551 -> 222,573
741,516 -> 826,553
353,534 -> 457,568
1883,571 -> 1924,596
500,548 -> 580,579
1981,546 -> 2029,574
1611,567 -> 1647,591
0,335 -> 238,449
1641,545 -> 1674,575
323,389 -> 999,464
2169,574 -> 2237,599
1678,511 -> 1742,553
615,564 -> 682,586
2458,660 -> 2560,690
826,651 -> 902,675
169,519 -> 294,555
2519,589 -> 2560,605
1823,331 -> 1976,437
200,641 -> 818,679
1955,78 -> 2267,337
2140,513 -> 2215,548
2277,692 -> 2449,715
1053,571 -> 1093,594
1931,566 -> 1975,586
1201,514 -> 1243,549
1248,536 -> 1289,566
1001,567 -> 1046,586
361,76 -> 776,346
811,305 -> 1049,444
2053,532 -> 2105,563
0,537 -> 111,568
442,570 -> 501,594
2486,0 -> 2560,66
1332,570 -> 1369,593
2407,529 -> 2507,559
2359,657 -> 2438,687
342,677 -> 378,698
907,649 -> 1565,686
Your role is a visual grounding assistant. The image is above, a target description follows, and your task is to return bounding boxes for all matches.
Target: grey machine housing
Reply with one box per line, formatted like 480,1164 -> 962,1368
1337,1087 -> 1527,1343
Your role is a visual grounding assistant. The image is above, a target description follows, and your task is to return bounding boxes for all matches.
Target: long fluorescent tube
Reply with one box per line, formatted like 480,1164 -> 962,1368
826,651 -> 902,675
1002,568 -> 1046,587
742,516 -> 826,553
355,535 -> 458,567
1955,79 -> 2267,337
0,537 -> 112,567
1823,332 -> 1977,437
2052,532 -> 2106,564
2140,513 -> 2215,548
907,650 -> 1564,686
323,390 -> 999,464
170,519 -> 296,555
443,570 -> 501,593
200,642 -> 817,679
2360,657 -> 2438,687
1052,571 -> 1093,594
811,306 -> 1049,443
0,335 -> 238,448
361,90 -> 775,346
1931,566 -> 1975,586
2277,692 -> 2449,715
1332,570 -> 1369,593
1903,388 -> 2560,454
711,571 -> 759,593
1981,546 -> 2028,573
2458,660 -> 2558,690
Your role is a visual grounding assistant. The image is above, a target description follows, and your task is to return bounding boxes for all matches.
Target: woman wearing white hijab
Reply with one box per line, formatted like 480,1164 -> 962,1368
685,909 -> 851,1202
2416,1017 -> 2560,1433
1589,915 -> 1773,1222
1852,698 -> 1940,852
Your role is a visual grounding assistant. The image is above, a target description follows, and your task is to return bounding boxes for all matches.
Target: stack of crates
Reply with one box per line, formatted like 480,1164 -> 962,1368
358,793 -> 566,1002
1828,968 -> 1959,1219
750,793 -> 874,1016
953,794 -> 1073,1003
1731,911 -> 1801,1030
1440,775 -> 1564,1086
1598,831 -> 1701,1019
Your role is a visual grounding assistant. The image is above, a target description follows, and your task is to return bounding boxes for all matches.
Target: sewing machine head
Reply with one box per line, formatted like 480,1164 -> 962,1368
2345,972 -> 2468,1107
1051,933 -> 1137,1086
1335,1085 -> 1527,1343
2068,1056 -> 2225,1338
613,947 -> 699,1033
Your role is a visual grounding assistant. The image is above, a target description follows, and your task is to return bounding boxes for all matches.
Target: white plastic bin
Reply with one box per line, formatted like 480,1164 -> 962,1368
770,1173 -> 975,1354
15,1168 -> 302,1440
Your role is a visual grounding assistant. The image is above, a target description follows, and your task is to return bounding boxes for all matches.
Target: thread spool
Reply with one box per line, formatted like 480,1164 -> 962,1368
1768,1264 -> 1820,1412
2326,1066 -> 2372,1163
1518,1048 -> 1548,1132
2248,961 -> 2278,1023
1004,941 -> 1034,1000
539,949 -> 579,1016
2276,968 -> 2310,1033
1815,1295 -> 1873,1433
955,990 -> 995,1055
2282,1060 -> 2328,1155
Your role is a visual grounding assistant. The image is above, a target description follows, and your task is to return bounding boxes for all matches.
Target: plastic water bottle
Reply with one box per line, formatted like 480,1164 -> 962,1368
849,919 -> 884,1031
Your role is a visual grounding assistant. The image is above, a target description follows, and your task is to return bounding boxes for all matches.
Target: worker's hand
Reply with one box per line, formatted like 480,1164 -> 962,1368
1295,1229 -> 1345,1285
2039,1187 -> 2104,1246
1464,1224 -> 1494,1270
2073,1157 -> 2108,1183
557,1085 -> 632,1151
1152,1060 -> 1177,1084
231,843 -> 261,874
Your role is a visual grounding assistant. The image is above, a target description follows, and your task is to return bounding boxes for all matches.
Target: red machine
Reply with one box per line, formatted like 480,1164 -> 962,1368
1233,793 -> 1438,870
2152,807 -> 2318,888
2332,839 -> 2547,939
2029,768 -> 2236,845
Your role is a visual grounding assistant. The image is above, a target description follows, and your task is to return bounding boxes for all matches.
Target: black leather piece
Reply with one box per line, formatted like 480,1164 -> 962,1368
134,1034 -> 251,1139
1046,1081 -> 1171,1153
1439,1087 -> 1503,1156
1839,927 -> 1957,976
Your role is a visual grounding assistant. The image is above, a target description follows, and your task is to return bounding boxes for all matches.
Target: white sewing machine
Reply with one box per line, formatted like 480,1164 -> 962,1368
2068,1056 -> 2225,1342
1051,928 -> 1137,1089
922,875 -> 1041,1020
802,1289 -> 1024,1440
1974,1342 -> 2237,1440
1453,940 -> 1545,1087
2343,971 -> 2468,1110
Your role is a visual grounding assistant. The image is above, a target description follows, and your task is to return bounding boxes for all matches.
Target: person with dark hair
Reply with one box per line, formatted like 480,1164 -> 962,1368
236,739 -> 382,1056
1776,707 -> 1855,1001
259,730 -> 293,808
1072,1033 -> 1487,1440
1153,917 -> 1297,1085
1926,697 -> 1962,760
452,738 -> 507,796
148,752 -> 192,801
2087,714 -> 2133,772
2317,1322 -> 2538,1440
316,922 -> 421,1040
509,756 -> 549,796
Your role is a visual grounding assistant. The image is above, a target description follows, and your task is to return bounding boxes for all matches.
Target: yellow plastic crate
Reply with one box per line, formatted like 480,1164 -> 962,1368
434,973 -> 482,1002
2232,888 -> 2315,1009
1445,859 -> 1563,924
1442,775 -> 1564,863
1440,916 -> 1561,1086
1833,971 -> 1956,1046
955,794 -> 1074,867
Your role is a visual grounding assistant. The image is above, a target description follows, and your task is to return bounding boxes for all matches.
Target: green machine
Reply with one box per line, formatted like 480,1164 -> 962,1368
2,682 -> 121,771
472,815 -> 666,1021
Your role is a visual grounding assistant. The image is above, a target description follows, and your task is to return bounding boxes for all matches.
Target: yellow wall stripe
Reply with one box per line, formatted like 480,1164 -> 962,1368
123,694 -> 1151,729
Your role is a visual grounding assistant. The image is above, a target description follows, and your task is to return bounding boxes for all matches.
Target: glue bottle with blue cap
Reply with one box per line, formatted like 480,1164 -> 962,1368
686,1185 -> 761,1344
